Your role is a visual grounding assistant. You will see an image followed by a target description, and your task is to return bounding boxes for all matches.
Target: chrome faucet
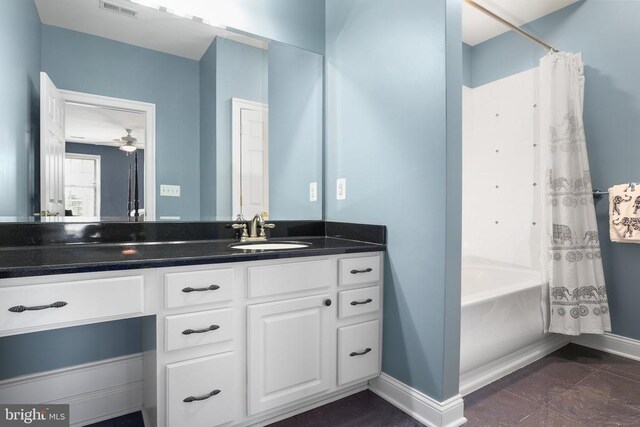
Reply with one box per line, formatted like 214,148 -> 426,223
232,214 -> 275,242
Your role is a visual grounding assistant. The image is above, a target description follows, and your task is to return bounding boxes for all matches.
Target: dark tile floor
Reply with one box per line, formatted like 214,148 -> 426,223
89,344 -> 640,427
268,390 -> 424,427
86,411 -> 144,427
464,343 -> 640,426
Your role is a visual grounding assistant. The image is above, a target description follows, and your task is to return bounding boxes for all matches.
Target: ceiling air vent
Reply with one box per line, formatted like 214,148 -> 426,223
99,1 -> 137,18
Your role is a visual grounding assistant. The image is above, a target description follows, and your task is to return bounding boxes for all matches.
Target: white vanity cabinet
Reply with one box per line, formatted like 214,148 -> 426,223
153,252 -> 383,426
0,250 -> 383,427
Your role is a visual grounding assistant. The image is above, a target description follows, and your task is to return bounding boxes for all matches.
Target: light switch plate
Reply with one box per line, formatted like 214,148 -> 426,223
310,182 -> 318,202
160,184 -> 181,197
337,178 -> 346,200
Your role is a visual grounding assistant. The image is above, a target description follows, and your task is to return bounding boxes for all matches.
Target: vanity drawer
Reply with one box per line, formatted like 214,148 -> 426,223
339,256 -> 380,287
337,320 -> 380,386
0,276 -> 144,334
248,259 -> 335,298
166,352 -> 235,427
165,268 -> 233,309
338,286 -> 380,318
165,308 -> 233,352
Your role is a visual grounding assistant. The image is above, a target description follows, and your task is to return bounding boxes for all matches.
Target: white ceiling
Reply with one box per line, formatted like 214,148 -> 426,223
34,0 -> 267,61
65,103 -> 146,148
462,0 -> 578,46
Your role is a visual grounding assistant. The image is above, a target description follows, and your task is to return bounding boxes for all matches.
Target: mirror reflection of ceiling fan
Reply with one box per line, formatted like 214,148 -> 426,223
115,129 -> 138,152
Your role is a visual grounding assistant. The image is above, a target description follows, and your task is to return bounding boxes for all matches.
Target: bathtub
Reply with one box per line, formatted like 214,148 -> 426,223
459,260 -> 560,394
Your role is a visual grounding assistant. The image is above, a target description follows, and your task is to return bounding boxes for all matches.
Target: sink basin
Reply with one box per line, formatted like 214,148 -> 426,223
229,241 -> 311,250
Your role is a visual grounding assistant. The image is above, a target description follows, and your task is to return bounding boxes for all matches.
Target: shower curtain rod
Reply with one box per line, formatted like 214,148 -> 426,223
464,0 -> 559,52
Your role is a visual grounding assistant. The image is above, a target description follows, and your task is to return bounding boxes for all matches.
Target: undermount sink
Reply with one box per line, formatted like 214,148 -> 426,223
229,241 -> 311,251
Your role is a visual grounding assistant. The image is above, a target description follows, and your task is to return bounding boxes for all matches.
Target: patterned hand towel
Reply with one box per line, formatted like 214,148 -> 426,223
609,183 -> 640,243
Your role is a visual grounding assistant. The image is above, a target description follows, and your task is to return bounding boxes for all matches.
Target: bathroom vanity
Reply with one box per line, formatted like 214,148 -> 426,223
0,222 -> 385,427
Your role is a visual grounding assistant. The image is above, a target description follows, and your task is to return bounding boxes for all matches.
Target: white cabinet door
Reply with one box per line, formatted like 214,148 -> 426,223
247,294 -> 332,415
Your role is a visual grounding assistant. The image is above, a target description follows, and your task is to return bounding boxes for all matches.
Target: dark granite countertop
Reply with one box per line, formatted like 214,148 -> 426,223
0,221 -> 386,279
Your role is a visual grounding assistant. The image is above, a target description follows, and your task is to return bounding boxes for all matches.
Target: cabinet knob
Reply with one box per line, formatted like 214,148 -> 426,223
324,299 -> 332,307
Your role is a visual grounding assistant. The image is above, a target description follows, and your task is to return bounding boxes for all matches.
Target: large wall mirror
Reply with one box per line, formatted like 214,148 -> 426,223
2,0 -> 323,222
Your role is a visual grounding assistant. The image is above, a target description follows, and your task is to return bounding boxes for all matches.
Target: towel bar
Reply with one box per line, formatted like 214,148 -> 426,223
593,189 -> 608,203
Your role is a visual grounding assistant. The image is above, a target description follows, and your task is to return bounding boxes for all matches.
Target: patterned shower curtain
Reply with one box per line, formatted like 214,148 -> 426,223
539,52 -> 611,335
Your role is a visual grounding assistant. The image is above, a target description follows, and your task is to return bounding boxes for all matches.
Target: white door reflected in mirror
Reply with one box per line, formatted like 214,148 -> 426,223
39,72 -> 66,217
232,99 -> 269,219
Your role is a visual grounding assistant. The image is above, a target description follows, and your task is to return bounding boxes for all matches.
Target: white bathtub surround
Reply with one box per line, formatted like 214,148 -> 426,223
609,183 -> 640,243
369,373 -> 466,427
539,52 -> 611,335
461,69 -> 552,394
462,70 -> 541,270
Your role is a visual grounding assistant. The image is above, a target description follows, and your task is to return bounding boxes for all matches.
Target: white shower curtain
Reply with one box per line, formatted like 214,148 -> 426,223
539,52 -> 611,335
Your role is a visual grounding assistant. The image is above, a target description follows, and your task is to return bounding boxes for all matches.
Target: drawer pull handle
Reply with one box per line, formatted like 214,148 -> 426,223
8,301 -> 68,313
350,348 -> 372,357
181,285 -> 220,293
183,389 -> 220,403
350,298 -> 373,306
350,268 -> 372,274
182,325 -> 220,335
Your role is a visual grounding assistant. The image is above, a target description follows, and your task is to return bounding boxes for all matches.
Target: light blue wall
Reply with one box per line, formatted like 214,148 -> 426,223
467,0 -> 640,340
41,25 -> 200,221
444,0 -> 463,400
211,0 -> 326,54
202,39 -> 323,221
215,38 -> 268,219
0,319 -> 142,381
268,43 -> 323,220
200,40 -> 217,220
325,0 -> 460,400
0,0 -> 40,218
462,42 -> 472,87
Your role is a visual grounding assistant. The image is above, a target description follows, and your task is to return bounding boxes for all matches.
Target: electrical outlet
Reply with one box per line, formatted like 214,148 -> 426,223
337,178 -> 346,200
310,182 -> 318,202
160,184 -> 181,197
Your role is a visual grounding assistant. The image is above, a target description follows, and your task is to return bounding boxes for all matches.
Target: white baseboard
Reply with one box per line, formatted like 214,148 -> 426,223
571,332 -> 640,361
0,354 -> 144,427
459,334 -> 568,396
369,373 -> 466,427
